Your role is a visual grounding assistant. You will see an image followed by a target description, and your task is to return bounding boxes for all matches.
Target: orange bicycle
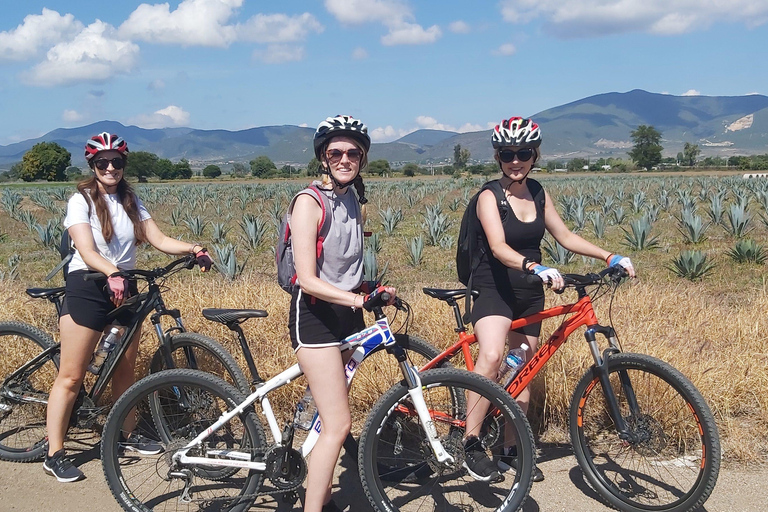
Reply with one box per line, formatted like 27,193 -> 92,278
416,266 -> 720,512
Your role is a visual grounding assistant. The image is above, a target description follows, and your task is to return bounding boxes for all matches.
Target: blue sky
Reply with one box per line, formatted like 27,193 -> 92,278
1,0 -> 766,146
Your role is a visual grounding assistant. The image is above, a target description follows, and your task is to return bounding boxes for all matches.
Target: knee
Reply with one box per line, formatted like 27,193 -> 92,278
476,349 -> 504,375
320,413 -> 351,444
53,373 -> 84,394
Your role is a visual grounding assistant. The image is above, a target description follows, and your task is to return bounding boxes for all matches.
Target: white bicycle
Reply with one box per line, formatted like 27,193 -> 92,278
100,291 -> 537,512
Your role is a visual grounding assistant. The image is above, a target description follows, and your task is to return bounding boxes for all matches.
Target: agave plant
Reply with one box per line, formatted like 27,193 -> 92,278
1,189 -> 22,216
621,215 -> 659,251
439,234 -> 455,250
15,209 -> 39,232
367,232 -> 383,254
422,205 -> 452,246
726,239 -> 767,264
542,237 -> 575,265
677,211 -> 709,244
611,206 -> 627,226
590,211 -> 606,239
211,222 -> 231,244
363,246 -> 388,284
631,191 -> 647,214
212,244 -> 247,280
707,193 -> 725,226
239,214 -> 269,249
724,203 -> 752,238
407,235 -> 424,267
183,215 -> 208,238
379,207 -> 403,235
0,254 -> 21,282
668,250 -> 715,280
34,219 -> 61,250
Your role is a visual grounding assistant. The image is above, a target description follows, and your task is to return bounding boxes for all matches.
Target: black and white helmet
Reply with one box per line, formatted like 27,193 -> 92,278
313,115 -> 371,159
491,117 -> 542,149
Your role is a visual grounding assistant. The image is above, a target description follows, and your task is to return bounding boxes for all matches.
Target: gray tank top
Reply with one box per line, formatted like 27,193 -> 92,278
313,184 -> 364,292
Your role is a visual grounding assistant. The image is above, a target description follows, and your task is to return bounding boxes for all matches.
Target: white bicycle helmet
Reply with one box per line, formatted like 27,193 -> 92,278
313,115 -> 371,160
85,132 -> 129,161
491,117 -> 542,149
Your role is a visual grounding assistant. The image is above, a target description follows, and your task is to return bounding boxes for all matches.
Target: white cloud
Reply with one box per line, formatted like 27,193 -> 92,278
494,43 -> 516,56
370,125 -> 413,142
682,89 -> 701,96
448,20 -> 471,34
498,0 -> 768,38
119,0 -> 242,47
253,44 -> 305,64
372,116 -> 489,142
238,13 -> 323,43
0,8 -> 83,61
129,105 -> 191,128
382,22 -> 441,45
352,47 -> 369,59
22,21 -> 139,87
62,109 -> 83,123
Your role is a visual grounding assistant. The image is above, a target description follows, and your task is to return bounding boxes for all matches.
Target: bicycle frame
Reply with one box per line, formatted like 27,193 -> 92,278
175,309 -> 453,471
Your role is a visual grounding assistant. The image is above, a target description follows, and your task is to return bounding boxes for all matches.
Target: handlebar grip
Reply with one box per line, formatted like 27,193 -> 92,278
380,292 -> 391,303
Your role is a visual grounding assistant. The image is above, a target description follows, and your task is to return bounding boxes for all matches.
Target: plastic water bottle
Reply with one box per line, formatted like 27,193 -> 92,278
88,326 -> 121,374
498,343 -> 529,388
293,386 -> 316,430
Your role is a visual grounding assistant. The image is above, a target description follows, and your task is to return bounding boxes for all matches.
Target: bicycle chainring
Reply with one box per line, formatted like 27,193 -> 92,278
265,446 -> 306,489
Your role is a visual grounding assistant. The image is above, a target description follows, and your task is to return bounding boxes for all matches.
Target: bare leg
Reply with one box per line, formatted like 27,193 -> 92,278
46,315 -> 101,455
296,346 -> 351,512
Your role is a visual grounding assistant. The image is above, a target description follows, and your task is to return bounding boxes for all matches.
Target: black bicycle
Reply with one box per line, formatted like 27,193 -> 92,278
0,255 -> 248,462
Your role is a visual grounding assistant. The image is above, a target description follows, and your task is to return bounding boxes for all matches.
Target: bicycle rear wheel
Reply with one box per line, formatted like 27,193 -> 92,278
359,368 -> 535,512
150,332 -> 249,393
101,369 -> 266,512
0,321 -> 57,462
570,352 -> 720,512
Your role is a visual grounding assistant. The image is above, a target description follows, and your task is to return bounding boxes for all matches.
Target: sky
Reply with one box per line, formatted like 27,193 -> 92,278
1,0 -> 767,146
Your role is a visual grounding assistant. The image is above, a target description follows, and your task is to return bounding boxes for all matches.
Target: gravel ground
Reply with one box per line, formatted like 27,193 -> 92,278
0,431 -> 763,511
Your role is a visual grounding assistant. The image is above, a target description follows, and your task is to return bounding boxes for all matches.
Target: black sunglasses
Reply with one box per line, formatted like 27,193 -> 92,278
94,157 -> 125,171
498,148 -> 535,163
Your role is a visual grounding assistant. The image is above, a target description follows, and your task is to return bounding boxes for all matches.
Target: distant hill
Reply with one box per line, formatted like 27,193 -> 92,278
2,90 -> 767,167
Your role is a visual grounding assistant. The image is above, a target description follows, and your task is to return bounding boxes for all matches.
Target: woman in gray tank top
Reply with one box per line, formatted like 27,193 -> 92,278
288,115 -> 397,512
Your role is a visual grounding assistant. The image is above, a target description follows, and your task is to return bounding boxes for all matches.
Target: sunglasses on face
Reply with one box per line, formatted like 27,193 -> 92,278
326,148 -> 363,164
498,148 -> 535,163
94,157 -> 125,171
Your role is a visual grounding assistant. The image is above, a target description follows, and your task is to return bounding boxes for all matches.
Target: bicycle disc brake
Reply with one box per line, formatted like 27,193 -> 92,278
265,446 -> 306,489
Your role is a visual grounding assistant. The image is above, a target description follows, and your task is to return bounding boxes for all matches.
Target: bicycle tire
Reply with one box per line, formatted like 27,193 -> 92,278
149,332 -> 249,393
101,369 -> 266,512
359,368 -> 535,512
0,321 -> 58,462
570,352 -> 720,512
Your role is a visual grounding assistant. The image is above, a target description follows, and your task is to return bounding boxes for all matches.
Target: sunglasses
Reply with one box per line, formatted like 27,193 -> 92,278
94,157 -> 125,171
326,148 -> 363,164
498,148 -> 535,163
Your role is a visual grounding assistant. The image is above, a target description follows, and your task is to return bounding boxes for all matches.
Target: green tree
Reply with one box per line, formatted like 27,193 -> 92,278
368,159 -> 391,176
628,125 -> 663,170
65,166 -> 83,181
174,158 -> 193,179
203,164 -> 222,179
280,164 -> 297,178
402,163 -> 418,177
231,162 -> 248,177
567,158 -> 589,172
307,158 -> 321,176
250,155 -> 276,178
21,142 -> 71,181
125,151 -> 158,182
155,158 -> 175,180
453,144 -> 470,169
683,142 -> 700,167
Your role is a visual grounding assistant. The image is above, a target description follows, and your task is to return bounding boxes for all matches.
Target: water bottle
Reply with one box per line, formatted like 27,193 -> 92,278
88,326 -> 121,374
293,386 -> 316,430
498,343 -> 529,388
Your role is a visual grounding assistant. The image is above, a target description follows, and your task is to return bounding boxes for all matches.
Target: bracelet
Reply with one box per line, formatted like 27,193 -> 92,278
190,243 -> 203,254
351,294 -> 362,311
605,253 -> 615,265
521,257 -> 536,274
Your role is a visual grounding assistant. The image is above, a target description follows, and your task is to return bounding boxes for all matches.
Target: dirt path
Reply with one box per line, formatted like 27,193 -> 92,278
0,432 -> 763,511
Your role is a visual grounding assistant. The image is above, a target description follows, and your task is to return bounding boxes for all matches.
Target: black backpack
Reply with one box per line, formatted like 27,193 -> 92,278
455,178 -> 545,322
45,229 -> 75,281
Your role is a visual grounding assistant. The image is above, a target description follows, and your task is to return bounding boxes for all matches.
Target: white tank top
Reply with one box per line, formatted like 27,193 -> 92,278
314,185 -> 363,292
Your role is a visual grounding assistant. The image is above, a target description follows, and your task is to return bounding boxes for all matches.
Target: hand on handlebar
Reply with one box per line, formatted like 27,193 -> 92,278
607,254 -> 635,278
194,248 -> 213,272
532,264 -> 564,291
107,273 -> 130,306
363,285 -> 397,311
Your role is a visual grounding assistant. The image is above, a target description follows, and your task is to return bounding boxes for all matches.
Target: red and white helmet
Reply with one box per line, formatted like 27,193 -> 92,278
84,132 -> 129,161
491,117 -> 542,149
313,115 -> 370,160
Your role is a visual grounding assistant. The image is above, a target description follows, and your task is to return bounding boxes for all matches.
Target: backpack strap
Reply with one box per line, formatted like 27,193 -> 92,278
526,177 -> 546,214
286,185 -> 332,265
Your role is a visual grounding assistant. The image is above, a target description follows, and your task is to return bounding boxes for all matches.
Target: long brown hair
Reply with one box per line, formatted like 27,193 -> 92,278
77,159 -> 146,244
319,137 -> 369,215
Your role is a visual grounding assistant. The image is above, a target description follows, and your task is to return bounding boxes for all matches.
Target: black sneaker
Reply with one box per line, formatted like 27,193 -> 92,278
119,432 -> 163,455
462,436 -> 501,482
497,446 -> 544,482
43,449 -> 84,483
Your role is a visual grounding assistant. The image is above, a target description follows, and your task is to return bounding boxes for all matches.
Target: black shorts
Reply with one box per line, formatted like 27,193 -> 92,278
61,270 -> 138,332
289,289 -> 364,351
471,278 -> 545,337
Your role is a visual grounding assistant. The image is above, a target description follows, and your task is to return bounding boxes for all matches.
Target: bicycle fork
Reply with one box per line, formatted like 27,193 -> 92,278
584,325 -> 642,444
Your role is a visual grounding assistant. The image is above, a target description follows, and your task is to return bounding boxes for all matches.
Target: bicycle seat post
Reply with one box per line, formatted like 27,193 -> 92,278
445,298 -> 467,333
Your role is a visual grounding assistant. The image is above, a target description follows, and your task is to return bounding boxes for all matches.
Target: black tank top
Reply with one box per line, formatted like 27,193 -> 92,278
473,178 -> 546,289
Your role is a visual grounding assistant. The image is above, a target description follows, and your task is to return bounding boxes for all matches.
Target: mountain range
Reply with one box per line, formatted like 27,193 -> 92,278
1,89 -> 767,168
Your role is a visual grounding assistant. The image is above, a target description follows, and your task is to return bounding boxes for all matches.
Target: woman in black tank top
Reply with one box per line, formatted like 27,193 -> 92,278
461,117 -> 637,483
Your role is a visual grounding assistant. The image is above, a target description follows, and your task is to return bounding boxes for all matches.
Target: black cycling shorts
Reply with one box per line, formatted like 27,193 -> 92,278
289,288 -> 364,351
61,270 -> 138,332
471,280 -> 545,337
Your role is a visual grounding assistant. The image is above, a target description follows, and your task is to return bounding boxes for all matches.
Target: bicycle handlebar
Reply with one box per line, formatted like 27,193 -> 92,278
82,255 -> 197,282
529,265 -> 627,291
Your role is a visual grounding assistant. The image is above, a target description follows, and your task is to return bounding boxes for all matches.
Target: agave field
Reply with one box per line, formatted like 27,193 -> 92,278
1,173 -> 767,462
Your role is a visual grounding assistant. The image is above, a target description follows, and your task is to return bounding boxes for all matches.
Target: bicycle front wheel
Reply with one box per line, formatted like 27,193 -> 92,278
570,352 -> 720,512
150,332 -> 249,393
0,321 -> 57,462
359,368 -> 535,512
101,369 -> 266,512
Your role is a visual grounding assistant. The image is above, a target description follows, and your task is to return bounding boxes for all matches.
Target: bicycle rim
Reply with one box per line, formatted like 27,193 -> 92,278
359,368 -> 535,512
571,353 -> 720,512
0,322 -> 57,462
101,369 -> 266,512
